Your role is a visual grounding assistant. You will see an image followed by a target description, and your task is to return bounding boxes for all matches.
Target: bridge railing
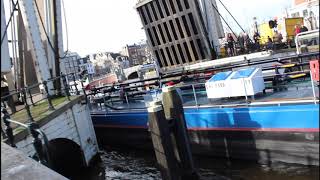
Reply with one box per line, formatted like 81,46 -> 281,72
1,72 -> 87,117
1,107 -> 52,167
1,72 -> 89,166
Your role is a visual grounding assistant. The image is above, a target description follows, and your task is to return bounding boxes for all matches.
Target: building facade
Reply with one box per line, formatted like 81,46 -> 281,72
88,52 -> 130,80
121,43 -> 151,65
289,0 -> 319,30
135,0 -> 215,71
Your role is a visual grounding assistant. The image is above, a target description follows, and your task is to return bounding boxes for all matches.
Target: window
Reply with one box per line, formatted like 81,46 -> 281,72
158,24 -> 166,43
162,0 -> 170,16
138,8 -> 147,25
152,26 -> 161,45
291,12 -> 300,17
183,0 -> 189,9
160,48 -> 168,66
176,0 -> 183,11
177,44 -> 186,63
169,0 -> 176,14
150,3 -> 158,21
155,0 -> 164,18
183,42 -> 192,62
196,39 -> 205,59
188,13 -> 198,35
171,45 -> 180,64
303,9 -> 308,17
163,22 -> 172,42
165,47 -> 174,65
169,20 -> 178,40
147,28 -> 155,46
145,5 -> 153,23
182,15 -> 191,37
175,18 -> 184,38
190,40 -> 199,60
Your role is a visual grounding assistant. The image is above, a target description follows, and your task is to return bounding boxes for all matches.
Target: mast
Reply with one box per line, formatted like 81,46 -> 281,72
53,0 -> 61,94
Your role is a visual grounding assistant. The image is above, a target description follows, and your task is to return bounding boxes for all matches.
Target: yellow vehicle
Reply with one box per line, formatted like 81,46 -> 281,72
281,17 -> 304,45
258,23 -> 274,44
258,17 -> 304,46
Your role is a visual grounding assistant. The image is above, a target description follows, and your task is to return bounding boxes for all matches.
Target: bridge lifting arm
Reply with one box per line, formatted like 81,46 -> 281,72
17,0 -> 53,94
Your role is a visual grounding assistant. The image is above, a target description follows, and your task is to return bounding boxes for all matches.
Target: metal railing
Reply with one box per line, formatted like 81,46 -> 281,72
1,72 -> 88,116
1,72 -> 89,167
87,68 -> 319,112
1,107 -> 51,167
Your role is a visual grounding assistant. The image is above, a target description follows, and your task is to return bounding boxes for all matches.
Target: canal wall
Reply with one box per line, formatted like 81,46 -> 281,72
12,96 -> 99,166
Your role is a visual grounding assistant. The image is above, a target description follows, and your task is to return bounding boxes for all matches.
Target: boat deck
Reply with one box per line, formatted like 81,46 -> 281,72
90,79 -> 319,113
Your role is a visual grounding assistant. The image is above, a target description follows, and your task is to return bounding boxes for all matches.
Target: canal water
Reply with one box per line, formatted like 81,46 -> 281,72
76,146 -> 319,180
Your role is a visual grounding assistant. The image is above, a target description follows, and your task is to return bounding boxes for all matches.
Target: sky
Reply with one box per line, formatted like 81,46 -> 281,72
61,0 -> 293,57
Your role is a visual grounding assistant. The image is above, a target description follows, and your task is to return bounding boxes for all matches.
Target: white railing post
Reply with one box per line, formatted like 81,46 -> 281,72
125,92 -> 129,107
310,70 -> 317,105
192,84 -> 198,108
242,78 -> 248,104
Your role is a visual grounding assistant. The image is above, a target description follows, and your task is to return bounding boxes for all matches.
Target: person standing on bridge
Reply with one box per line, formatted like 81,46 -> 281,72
1,76 -> 16,113
227,33 -> 235,56
253,32 -> 261,51
294,24 -> 301,36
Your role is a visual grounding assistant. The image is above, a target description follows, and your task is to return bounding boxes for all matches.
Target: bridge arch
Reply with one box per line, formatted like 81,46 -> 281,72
48,138 -> 86,179
127,71 -> 139,79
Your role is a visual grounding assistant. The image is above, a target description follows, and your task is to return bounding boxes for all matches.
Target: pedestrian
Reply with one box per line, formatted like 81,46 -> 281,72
238,33 -> 245,54
294,24 -> 301,36
300,25 -> 308,32
267,36 -> 273,50
243,33 -> 250,53
253,32 -> 260,51
1,76 -> 16,113
227,33 -> 235,56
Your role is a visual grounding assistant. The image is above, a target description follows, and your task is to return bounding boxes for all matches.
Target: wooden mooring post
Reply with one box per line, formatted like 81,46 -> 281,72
148,86 -> 199,180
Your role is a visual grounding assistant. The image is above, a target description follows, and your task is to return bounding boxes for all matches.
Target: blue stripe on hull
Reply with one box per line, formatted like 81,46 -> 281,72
91,104 -> 319,131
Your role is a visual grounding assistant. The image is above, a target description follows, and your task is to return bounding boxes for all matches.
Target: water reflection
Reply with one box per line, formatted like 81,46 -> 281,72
77,147 -> 318,180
